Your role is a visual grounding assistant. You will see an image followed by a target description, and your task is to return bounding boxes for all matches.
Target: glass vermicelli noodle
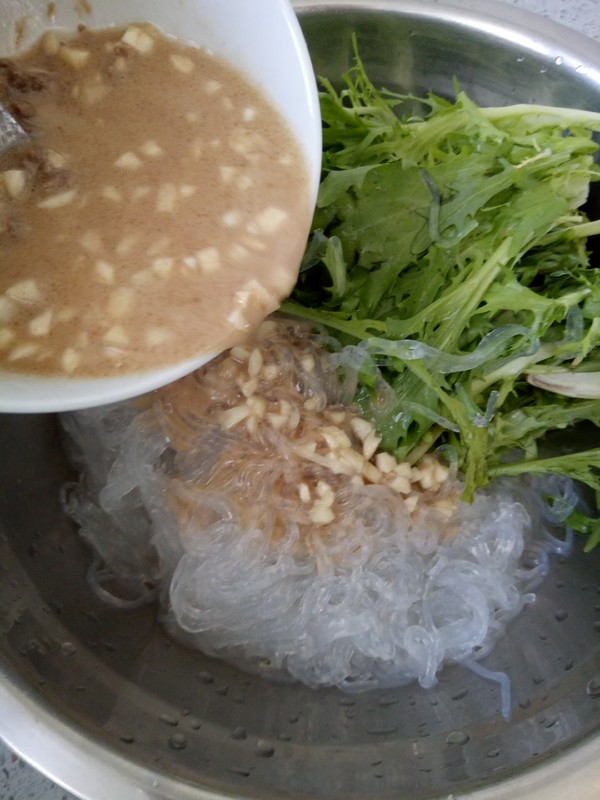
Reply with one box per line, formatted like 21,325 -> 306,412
61,317 -> 574,695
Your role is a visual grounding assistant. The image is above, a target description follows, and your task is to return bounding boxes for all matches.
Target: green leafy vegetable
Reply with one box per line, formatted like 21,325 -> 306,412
283,41 -> 600,546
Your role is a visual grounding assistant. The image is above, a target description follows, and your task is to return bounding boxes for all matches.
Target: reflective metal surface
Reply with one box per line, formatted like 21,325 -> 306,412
0,105 -> 27,155
2,2 -> 600,798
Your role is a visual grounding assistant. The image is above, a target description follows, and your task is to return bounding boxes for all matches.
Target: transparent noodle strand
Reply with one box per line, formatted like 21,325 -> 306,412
60,320 -> 575,693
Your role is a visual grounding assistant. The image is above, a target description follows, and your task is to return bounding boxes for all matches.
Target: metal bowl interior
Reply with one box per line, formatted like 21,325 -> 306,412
2,2 -> 600,799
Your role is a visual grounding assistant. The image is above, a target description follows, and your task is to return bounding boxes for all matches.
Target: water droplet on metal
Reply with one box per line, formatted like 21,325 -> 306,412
27,638 -> 47,655
366,726 -> 399,736
254,740 -> 275,758
231,726 -> 247,740
227,766 -> 251,778
60,641 -> 76,657
593,620 -> 600,632
169,733 -> 187,751
586,676 -> 600,698
516,56 -> 525,63
445,731 -> 470,746
159,713 -> 179,727
451,688 -> 468,701
487,748 -> 501,759
198,670 -> 214,684
119,733 -> 135,744
555,56 -> 564,66
412,741 -> 425,759
539,66 -> 548,74
555,609 -> 568,622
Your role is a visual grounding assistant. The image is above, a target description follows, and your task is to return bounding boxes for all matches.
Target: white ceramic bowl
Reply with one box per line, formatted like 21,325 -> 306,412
0,0 -> 322,413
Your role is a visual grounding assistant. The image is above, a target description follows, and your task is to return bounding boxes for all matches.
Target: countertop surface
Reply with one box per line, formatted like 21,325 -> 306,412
2,0 -> 600,798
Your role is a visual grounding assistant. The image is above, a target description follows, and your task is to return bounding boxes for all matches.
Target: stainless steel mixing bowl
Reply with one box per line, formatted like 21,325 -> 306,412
2,2 -> 600,798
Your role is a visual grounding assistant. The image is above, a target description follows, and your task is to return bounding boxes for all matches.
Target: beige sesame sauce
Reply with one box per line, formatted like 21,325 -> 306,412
0,24 -> 312,377
154,317 -> 459,556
